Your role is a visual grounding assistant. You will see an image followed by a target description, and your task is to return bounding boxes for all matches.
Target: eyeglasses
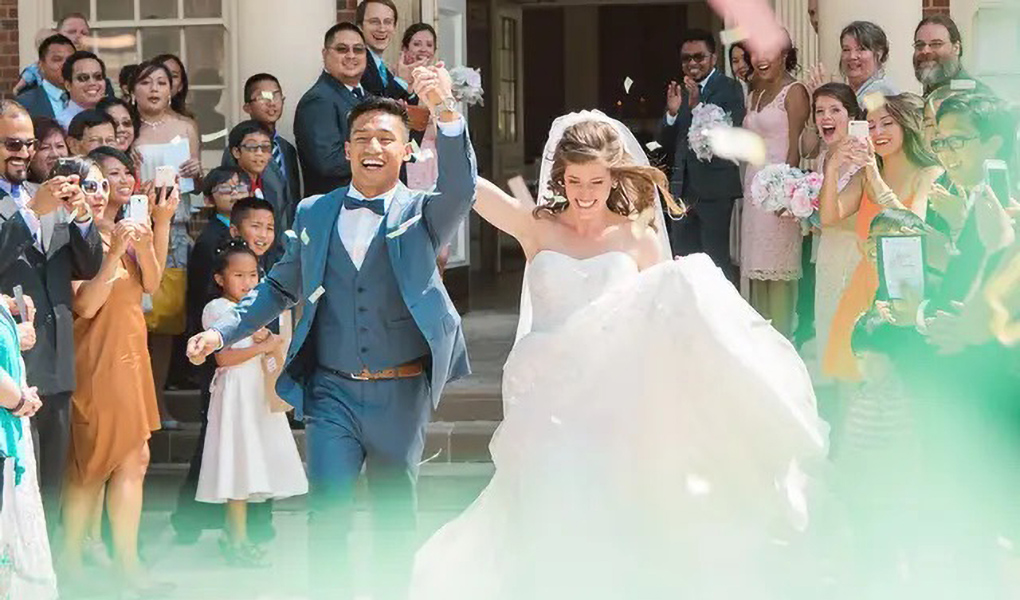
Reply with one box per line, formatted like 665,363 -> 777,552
364,17 -> 395,27
249,92 -> 285,104
931,135 -> 978,153
213,183 -> 251,195
681,53 -> 709,63
0,138 -> 37,153
80,178 -> 110,195
329,44 -> 367,56
85,137 -> 117,147
239,143 -> 273,154
73,72 -> 105,84
913,40 -> 948,52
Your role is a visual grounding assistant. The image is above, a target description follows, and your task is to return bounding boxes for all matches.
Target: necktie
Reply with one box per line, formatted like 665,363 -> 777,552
272,139 -> 286,178
344,196 -> 385,216
378,58 -> 389,87
352,87 -> 364,100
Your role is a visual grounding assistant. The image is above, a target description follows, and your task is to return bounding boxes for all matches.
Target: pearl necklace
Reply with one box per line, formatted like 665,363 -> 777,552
141,115 -> 169,129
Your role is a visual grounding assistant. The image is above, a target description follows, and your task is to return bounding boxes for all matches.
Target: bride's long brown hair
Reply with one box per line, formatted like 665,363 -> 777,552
535,120 -> 685,228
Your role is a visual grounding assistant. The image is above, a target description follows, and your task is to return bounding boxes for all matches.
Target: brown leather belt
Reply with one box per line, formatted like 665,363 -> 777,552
327,360 -> 425,381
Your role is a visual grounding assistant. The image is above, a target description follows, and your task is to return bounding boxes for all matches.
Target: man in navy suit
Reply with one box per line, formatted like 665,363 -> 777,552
294,22 -> 370,196
189,65 -> 475,600
16,34 -> 76,121
356,0 -> 412,101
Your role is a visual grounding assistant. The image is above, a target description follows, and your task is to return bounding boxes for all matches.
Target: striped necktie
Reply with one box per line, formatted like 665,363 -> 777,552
272,137 -> 286,178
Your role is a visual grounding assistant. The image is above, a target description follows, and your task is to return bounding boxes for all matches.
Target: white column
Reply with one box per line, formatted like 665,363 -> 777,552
817,0 -> 922,94
235,0 -> 337,141
773,0 -> 819,78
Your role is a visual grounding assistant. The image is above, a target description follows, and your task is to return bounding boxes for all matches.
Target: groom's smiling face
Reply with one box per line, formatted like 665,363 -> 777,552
346,110 -> 411,193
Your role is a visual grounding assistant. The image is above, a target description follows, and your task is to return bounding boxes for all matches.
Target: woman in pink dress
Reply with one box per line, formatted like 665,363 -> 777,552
740,33 -> 811,338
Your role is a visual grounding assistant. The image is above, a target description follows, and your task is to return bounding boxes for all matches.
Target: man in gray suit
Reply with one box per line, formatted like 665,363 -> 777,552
295,22 -> 370,196
0,101 -> 103,524
16,34 -> 76,121
657,29 -> 746,282
189,66 -> 475,600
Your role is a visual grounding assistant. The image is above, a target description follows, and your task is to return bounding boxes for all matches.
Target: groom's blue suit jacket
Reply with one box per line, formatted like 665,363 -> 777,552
213,127 -> 477,415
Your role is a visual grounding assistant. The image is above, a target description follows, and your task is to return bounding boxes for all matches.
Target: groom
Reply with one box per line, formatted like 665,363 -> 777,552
187,64 -> 476,600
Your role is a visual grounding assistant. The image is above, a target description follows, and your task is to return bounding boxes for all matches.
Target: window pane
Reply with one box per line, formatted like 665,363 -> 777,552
140,26 -> 181,59
184,26 -> 226,85
184,0 -> 222,18
93,28 -> 139,95
53,0 -> 89,20
190,89 -> 228,150
97,0 -> 133,21
140,0 -> 178,19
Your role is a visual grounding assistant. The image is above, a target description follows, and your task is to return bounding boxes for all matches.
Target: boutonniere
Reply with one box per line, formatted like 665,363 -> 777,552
386,214 -> 422,239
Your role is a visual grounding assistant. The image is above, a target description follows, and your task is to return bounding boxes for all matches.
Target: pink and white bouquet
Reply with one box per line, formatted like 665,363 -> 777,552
749,164 -> 823,221
688,103 -> 732,162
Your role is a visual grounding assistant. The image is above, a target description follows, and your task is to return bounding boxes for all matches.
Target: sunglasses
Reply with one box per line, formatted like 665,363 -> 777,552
1,138 -> 37,153
74,72 -> 105,84
81,178 -> 110,195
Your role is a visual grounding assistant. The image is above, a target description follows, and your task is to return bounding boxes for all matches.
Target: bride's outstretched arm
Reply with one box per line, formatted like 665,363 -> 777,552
473,177 -> 537,242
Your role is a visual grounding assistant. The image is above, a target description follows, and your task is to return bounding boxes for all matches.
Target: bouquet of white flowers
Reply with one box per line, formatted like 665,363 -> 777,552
687,103 -> 732,162
749,163 -> 824,221
448,66 -> 484,107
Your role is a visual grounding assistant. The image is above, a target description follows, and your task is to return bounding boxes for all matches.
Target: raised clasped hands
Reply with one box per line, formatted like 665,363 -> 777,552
411,62 -> 454,113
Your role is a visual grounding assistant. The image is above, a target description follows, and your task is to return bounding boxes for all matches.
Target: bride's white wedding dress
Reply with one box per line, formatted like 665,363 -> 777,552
411,250 -> 829,599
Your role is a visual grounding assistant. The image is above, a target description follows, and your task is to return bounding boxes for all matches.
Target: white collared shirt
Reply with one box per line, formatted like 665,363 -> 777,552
340,184 -> 398,269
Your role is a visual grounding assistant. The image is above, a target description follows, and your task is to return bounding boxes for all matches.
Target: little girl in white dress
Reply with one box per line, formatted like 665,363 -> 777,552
196,240 -> 307,567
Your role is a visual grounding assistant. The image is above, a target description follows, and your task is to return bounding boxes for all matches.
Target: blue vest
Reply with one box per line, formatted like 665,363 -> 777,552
313,218 -> 429,373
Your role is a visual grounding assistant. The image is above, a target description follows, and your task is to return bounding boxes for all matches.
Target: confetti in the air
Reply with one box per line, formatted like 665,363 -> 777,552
300,228 -> 310,245
645,141 -> 662,152
707,127 -> 767,166
284,230 -> 297,239
308,286 -> 325,304
861,92 -> 886,112
623,77 -> 634,94
200,129 -> 228,143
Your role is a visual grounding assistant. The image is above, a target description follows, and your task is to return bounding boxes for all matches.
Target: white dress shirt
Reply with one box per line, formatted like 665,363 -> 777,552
338,117 -> 466,269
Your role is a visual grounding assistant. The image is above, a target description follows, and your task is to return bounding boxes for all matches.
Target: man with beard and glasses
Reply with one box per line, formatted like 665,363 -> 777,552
913,15 -> 991,97
0,100 -> 103,533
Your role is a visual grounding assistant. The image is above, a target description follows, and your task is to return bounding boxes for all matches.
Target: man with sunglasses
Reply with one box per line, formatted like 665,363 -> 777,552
0,100 -> 104,530
655,28 -> 745,283
295,22 -> 369,196
56,50 -> 107,131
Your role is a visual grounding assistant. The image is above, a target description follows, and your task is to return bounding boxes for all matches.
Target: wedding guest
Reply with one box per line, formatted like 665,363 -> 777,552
27,117 -> 68,189
237,73 -> 301,219
16,34 -> 76,120
196,241 -> 306,567
131,58 -> 201,428
729,41 -> 753,90
914,15 -> 989,98
740,32 -> 811,338
223,120 -> 292,241
0,101 -> 104,527
295,22 -> 368,195
823,93 -> 941,381
118,65 -> 137,100
153,54 -> 194,120
97,97 -> 139,155
60,152 -> 175,597
357,0 -> 413,100
229,196 -> 277,269
12,13 -> 101,97
812,83 -> 866,378
66,110 -> 117,156
656,28 -> 745,281
402,23 -> 440,191
57,51 -> 108,131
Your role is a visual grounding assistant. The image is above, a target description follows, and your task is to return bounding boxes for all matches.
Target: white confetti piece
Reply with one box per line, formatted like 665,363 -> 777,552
506,176 -> 534,204
645,140 -> 662,152
623,76 -> 634,94
308,286 -> 325,304
685,474 -> 711,496
720,27 -> 748,46
861,92 -> 886,112
950,78 -> 977,91
416,149 -> 434,162
170,135 -> 182,144
260,90 -> 275,101
706,127 -> 767,166
284,229 -> 297,239
300,228 -> 310,245
386,214 -> 422,238
200,128 -> 228,143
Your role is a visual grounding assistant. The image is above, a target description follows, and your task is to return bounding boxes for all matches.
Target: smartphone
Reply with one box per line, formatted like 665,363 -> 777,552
876,234 -> 926,301
984,159 -> 1012,207
848,120 -> 870,140
12,285 -> 27,324
51,157 -> 78,179
154,165 -> 177,189
126,194 -> 149,223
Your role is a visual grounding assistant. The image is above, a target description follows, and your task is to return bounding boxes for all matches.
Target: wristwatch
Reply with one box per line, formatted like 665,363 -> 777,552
431,97 -> 458,118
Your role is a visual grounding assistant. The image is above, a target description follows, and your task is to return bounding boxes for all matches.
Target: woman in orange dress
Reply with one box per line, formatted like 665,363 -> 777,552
59,150 -> 178,596
820,94 -> 941,381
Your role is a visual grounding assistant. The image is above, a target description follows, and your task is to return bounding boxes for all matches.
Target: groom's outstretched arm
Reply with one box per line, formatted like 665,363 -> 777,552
422,120 -> 477,249
213,228 -> 304,348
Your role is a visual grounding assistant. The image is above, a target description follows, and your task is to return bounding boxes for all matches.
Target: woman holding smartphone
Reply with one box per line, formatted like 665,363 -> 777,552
60,151 -> 177,597
821,93 -> 942,381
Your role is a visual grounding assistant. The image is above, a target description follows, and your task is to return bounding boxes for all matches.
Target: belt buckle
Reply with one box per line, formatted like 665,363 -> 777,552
348,368 -> 371,381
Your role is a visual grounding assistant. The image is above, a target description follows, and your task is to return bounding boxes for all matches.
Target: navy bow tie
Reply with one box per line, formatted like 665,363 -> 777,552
344,196 -> 385,215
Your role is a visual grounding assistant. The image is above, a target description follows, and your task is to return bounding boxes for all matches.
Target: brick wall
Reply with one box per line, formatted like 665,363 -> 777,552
0,0 -> 19,99
338,0 -> 358,24
923,0 -> 952,18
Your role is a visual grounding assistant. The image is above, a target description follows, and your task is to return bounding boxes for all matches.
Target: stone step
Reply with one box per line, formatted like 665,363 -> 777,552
149,420 -> 499,467
142,462 -> 494,514
164,380 -> 504,424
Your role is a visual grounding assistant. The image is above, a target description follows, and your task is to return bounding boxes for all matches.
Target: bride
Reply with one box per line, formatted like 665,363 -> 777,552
410,111 -> 829,599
